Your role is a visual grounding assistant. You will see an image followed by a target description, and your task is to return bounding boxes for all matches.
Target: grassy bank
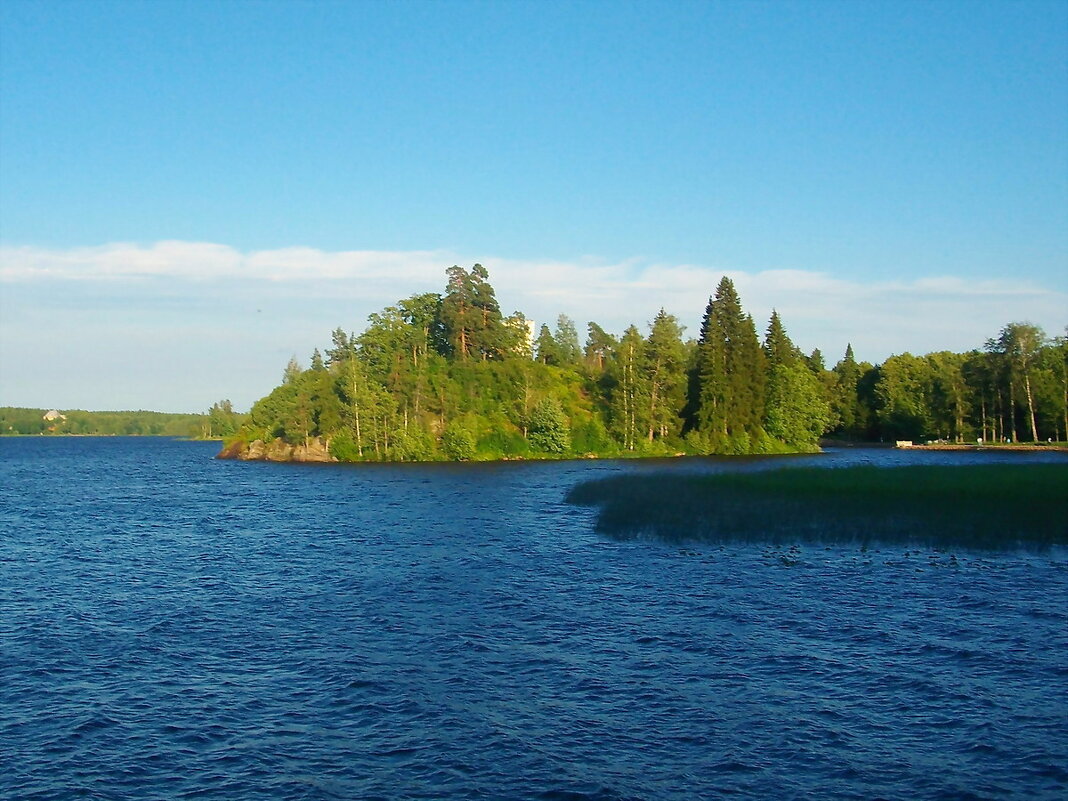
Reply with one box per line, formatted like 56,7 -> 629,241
566,464 -> 1068,549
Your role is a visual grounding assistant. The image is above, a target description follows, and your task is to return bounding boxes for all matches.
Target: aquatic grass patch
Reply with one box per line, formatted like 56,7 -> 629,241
566,464 -> 1068,549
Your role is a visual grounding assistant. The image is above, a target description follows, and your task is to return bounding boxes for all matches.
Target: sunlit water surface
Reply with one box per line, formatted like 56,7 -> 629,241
1,438 -> 1066,800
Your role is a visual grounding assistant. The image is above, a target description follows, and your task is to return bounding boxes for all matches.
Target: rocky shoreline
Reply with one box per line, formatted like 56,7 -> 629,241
216,437 -> 336,462
216,437 -> 1067,463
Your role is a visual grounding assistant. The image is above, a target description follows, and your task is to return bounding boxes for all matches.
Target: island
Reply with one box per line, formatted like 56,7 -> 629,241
218,264 -> 1067,463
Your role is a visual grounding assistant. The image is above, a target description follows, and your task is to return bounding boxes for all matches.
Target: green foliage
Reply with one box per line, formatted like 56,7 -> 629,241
527,397 -> 571,454
873,353 -> 935,440
831,344 -> 865,438
283,356 -> 303,384
645,308 -> 687,443
987,322 -> 1047,442
568,464 -> 1068,549
763,310 -> 798,367
683,428 -> 714,455
765,362 -> 831,448
535,323 -> 560,365
607,324 -> 648,451
725,429 -> 751,455
0,407 -> 51,435
570,415 -> 612,455
390,426 -> 438,461
477,426 -> 529,458
0,407 -> 208,437
205,400 -> 241,438
554,314 -> 582,365
501,311 -> 533,359
328,430 -> 362,461
691,277 -> 766,443
441,421 -> 477,460
440,264 -> 506,360
246,381 -> 299,441
750,430 -> 799,454
223,263 -> 1068,462
585,322 -> 616,372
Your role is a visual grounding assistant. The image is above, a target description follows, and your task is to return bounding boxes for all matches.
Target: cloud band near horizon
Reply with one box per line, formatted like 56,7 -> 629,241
1,240 -> 1064,412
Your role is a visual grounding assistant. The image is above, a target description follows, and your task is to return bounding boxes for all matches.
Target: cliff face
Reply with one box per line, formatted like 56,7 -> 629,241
216,437 -> 336,463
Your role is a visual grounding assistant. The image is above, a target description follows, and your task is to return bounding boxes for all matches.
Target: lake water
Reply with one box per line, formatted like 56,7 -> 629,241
1,438 -> 1066,800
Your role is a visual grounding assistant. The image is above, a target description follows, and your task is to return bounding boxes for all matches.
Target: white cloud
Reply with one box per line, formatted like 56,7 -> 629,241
0,241 -> 450,284
1,240 -> 1064,411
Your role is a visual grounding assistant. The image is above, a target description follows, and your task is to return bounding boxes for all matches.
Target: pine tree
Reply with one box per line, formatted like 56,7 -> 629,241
469,263 -> 506,360
325,328 -> 355,366
691,296 -> 724,438
832,344 -> 862,436
397,292 -> 445,365
535,324 -> 560,365
736,314 -> 766,436
441,265 -> 478,359
764,311 -> 828,447
691,277 -> 765,448
806,348 -> 826,374
585,322 -> 616,372
554,315 -> 581,365
763,310 -> 797,367
282,356 -> 303,384
644,309 -> 686,441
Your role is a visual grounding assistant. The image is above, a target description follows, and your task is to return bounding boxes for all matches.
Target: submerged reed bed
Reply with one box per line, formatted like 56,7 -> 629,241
566,464 -> 1068,549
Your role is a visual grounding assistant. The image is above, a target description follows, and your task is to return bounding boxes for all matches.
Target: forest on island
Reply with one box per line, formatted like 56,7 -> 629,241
226,265 -> 1068,461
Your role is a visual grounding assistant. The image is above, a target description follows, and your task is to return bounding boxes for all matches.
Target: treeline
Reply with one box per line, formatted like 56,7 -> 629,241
231,264 -> 1067,462
0,407 -> 213,437
842,327 -> 1066,444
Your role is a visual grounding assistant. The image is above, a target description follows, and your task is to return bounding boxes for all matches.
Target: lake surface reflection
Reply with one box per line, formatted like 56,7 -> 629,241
1,438 -> 1065,800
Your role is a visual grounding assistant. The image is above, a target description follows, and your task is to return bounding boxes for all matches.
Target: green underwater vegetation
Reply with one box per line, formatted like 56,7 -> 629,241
566,463 -> 1068,549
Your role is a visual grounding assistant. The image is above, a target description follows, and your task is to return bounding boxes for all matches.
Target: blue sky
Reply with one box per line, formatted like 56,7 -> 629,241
1,0 -> 1066,412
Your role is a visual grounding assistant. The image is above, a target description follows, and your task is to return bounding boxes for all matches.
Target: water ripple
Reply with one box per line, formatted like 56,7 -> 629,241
1,438 -> 1065,800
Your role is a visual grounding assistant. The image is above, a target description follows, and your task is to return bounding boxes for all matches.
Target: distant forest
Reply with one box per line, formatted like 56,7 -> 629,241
227,265 -> 1067,461
0,407 -> 213,438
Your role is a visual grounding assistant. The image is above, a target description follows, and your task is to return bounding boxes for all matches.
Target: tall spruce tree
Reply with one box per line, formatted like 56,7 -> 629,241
691,277 -> 765,449
469,263 -> 506,360
691,296 -> 724,438
763,310 -> 797,367
832,344 -> 863,437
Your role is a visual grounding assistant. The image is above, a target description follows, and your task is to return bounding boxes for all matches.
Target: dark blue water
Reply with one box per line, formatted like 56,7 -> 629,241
2,438 -> 1066,800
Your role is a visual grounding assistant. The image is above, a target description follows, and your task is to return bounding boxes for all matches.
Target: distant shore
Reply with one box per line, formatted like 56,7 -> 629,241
898,442 -> 1068,452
